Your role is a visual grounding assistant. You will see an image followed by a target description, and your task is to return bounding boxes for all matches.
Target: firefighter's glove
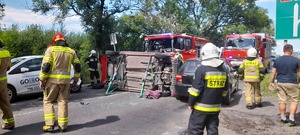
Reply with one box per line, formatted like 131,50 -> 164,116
39,80 -> 46,90
260,76 -> 264,82
238,76 -> 244,80
72,81 -> 78,89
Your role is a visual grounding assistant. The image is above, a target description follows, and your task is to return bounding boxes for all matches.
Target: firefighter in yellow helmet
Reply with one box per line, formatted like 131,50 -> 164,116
238,47 -> 265,109
39,33 -> 81,132
188,43 -> 228,135
0,41 -> 15,130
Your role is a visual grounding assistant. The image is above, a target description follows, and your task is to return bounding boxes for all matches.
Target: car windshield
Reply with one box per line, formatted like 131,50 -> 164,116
178,60 -> 201,73
226,37 -> 256,49
144,38 -> 172,52
11,57 -> 26,66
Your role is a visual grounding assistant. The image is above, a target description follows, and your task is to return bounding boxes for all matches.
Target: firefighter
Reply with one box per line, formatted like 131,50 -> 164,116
188,43 -> 228,135
84,50 -> 100,86
238,48 -> 265,109
0,41 -> 15,130
39,33 -> 81,132
174,49 -> 184,68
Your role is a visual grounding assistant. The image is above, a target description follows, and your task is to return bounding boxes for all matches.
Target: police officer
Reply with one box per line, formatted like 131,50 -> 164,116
39,33 -> 81,132
238,48 -> 265,109
0,41 -> 15,130
188,43 -> 228,135
84,50 -> 100,86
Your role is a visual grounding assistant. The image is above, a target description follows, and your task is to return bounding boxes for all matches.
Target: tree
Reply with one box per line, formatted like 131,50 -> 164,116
0,1 -> 4,19
31,0 -> 137,52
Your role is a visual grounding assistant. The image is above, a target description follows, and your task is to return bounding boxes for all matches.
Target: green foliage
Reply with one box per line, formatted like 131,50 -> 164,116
0,1 -> 4,19
260,74 -> 277,96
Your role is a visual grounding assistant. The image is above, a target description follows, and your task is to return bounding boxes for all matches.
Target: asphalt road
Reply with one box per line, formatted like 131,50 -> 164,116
1,82 -> 300,135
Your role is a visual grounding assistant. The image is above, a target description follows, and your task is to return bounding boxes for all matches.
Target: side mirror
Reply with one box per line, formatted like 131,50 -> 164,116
20,67 -> 30,72
262,38 -> 267,42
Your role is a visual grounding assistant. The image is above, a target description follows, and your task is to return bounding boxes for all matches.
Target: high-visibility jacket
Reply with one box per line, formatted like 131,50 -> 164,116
239,59 -> 264,82
39,46 -> 80,84
175,53 -> 184,63
0,49 -> 11,81
188,64 -> 228,113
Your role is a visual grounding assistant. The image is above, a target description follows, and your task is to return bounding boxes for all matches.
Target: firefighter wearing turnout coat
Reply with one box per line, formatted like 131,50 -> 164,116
84,50 -> 100,86
238,48 -> 265,109
0,41 -> 15,130
39,33 -> 81,132
188,43 -> 229,135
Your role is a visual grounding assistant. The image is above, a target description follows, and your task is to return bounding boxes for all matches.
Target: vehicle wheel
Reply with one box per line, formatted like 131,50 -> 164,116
7,85 -> 17,102
70,79 -> 82,93
105,50 -> 119,56
222,88 -> 231,105
160,91 -> 171,97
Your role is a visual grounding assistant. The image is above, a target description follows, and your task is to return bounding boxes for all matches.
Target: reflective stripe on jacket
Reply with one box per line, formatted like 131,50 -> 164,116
239,59 -> 264,82
0,49 -> 11,81
188,65 -> 228,114
39,46 -> 80,84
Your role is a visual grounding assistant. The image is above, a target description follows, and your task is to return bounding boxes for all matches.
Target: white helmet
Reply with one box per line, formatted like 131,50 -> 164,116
201,43 -> 219,60
91,50 -> 96,54
247,48 -> 257,57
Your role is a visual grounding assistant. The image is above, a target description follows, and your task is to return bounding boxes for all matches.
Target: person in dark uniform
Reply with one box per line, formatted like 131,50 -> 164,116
84,50 -> 100,86
188,43 -> 229,135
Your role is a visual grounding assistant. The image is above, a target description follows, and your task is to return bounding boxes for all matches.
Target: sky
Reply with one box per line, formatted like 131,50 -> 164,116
0,0 -> 298,55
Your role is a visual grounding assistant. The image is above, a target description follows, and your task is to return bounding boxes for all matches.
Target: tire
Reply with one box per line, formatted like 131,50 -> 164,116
7,85 -> 17,103
105,50 -> 119,56
70,79 -> 82,93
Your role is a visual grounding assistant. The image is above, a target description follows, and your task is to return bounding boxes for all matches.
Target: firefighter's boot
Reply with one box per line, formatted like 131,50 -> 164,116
59,126 -> 67,132
2,124 -> 15,130
42,125 -> 54,132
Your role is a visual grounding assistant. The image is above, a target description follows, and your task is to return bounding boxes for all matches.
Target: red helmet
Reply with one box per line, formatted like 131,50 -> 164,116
52,33 -> 66,44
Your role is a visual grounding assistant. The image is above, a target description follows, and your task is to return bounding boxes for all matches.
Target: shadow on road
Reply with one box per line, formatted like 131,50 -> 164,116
67,115 -> 120,132
0,115 -> 120,135
261,101 -> 275,107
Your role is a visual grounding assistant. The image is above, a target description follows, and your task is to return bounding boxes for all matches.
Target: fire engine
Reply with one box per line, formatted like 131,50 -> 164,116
104,33 -> 210,97
222,33 -> 276,71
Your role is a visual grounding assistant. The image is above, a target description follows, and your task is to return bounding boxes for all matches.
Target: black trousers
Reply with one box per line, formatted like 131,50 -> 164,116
89,71 -> 100,84
188,110 -> 219,135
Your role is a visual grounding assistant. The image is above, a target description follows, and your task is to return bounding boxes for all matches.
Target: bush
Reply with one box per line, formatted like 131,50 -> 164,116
260,73 -> 277,96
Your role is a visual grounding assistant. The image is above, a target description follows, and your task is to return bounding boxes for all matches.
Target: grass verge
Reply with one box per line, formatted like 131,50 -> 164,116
260,73 -> 277,96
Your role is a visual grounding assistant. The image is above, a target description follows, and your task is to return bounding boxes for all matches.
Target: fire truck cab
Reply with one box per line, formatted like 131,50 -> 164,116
222,33 -> 275,70
143,33 -> 210,61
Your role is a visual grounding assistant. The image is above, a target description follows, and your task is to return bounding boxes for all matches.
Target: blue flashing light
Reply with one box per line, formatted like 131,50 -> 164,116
228,56 -> 233,59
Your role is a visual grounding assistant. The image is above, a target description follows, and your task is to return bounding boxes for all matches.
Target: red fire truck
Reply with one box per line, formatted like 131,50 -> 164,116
143,33 -> 210,61
222,33 -> 276,70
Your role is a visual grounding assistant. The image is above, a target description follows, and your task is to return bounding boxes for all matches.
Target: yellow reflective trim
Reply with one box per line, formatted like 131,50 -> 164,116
205,75 -> 227,80
0,50 -> 11,58
58,118 -> 68,123
0,76 -> 7,81
3,118 -> 14,124
189,90 -> 199,97
39,72 -> 49,79
43,56 -> 53,63
74,58 -> 80,63
193,105 -> 221,112
74,73 -> 80,78
49,74 -> 70,79
244,76 -> 259,79
44,113 -> 55,120
51,46 -> 72,53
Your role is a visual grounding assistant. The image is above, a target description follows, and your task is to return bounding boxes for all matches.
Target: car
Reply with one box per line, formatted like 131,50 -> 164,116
174,58 -> 239,105
7,55 -> 82,102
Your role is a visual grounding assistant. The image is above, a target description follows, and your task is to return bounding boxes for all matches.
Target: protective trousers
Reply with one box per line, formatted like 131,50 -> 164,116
89,70 -> 100,85
43,82 -> 70,129
0,81 -> 14,126
244,82 -> 261,105
188,110 -> 219,135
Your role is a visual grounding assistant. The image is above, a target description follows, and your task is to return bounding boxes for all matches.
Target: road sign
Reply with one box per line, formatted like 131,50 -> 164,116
276,0 -> 300,39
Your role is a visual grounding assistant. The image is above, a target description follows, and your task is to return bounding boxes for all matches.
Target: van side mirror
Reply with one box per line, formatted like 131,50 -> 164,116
262,38 -> 267,42
20,67 -> 29,72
